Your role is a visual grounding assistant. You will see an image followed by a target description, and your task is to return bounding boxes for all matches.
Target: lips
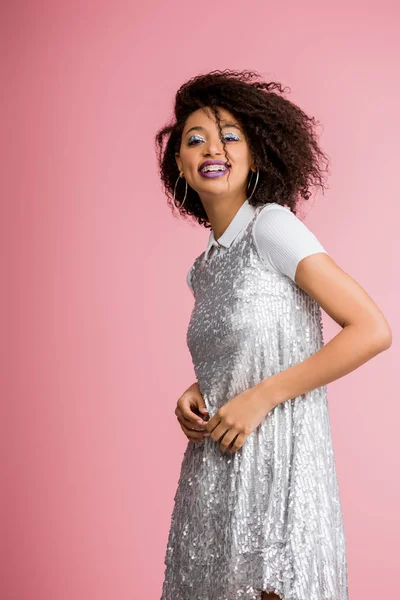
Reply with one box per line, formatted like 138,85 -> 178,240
198,160 -> 230,172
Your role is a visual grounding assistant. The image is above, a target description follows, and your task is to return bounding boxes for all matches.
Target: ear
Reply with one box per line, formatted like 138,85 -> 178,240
175,152 -> 182,172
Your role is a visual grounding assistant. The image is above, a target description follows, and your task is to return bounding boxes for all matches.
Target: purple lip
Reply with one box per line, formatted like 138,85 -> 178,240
198,160 -> 230,172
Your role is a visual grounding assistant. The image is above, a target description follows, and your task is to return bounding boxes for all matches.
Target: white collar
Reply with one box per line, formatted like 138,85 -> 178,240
204,200 -> 257,260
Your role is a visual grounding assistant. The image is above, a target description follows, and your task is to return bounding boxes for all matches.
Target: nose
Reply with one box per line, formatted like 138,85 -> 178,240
203,135 -> 224,156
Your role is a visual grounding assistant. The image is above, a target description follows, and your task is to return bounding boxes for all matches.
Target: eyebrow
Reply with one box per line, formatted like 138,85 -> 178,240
184,121 -> 242,137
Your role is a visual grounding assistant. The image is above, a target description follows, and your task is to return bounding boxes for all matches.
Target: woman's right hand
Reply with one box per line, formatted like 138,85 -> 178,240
175,381 -> 210,443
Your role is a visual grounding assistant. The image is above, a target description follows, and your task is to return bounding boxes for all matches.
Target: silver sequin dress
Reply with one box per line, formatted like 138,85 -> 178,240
161,205 -> 348,600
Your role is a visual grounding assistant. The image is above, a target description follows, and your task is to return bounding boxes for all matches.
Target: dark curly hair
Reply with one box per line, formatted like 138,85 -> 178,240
154,69 -> 330,228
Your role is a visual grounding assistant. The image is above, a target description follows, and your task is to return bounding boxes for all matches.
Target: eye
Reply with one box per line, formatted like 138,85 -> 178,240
187,135 -> 205,146
187,131 -> 241,146
223,132 -> 240,141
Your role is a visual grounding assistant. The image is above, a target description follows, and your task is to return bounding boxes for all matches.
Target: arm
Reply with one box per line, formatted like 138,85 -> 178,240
205,252 -> 392,454
205,207 -> 392,453
253,252 -> 392,410
205,207 -> 392,452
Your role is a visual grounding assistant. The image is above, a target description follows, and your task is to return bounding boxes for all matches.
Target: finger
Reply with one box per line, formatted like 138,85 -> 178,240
198,407 -> 209,421
204,413 -> 221,434
180,421 -> 208,442
178,416 -> 207,432
189,388 -> 208,415
184,392 -> 208,422
176,402 -> 204,427
219,430 -> 239,453
209,422 -> 230,443
181,407 -> 207,427
228,432 -> 246,453
195,400 -> 208,415
176,408 -> 207,431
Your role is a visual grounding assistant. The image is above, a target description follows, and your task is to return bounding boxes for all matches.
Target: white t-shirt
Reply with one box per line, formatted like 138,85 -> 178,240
187,202 -> 328,294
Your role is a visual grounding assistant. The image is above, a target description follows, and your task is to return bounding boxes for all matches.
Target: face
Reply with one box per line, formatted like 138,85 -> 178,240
175,106 -> 255,205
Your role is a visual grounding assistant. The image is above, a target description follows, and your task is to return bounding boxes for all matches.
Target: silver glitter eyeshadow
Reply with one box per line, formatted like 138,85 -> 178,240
160,205 -> 348,600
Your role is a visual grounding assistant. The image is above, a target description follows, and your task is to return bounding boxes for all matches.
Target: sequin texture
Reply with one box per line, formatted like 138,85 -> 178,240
160,205 -> 348,600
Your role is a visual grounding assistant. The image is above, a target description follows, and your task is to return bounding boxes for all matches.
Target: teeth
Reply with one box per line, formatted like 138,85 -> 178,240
201,165 -> 227,173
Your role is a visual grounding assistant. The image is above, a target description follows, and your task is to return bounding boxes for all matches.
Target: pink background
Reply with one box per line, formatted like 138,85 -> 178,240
2,1 -> 398,599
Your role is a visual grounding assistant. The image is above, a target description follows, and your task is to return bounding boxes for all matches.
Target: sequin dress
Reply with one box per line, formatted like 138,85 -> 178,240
160,205 -> 348,600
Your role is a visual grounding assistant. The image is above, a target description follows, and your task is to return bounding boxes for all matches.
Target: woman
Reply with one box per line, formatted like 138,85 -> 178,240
155,70 -> 392,600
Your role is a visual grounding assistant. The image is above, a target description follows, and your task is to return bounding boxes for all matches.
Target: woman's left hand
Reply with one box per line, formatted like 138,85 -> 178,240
204,388 -> 275,453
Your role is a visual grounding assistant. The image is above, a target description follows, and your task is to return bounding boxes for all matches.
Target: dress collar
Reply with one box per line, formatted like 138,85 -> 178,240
204,200 -> 257,260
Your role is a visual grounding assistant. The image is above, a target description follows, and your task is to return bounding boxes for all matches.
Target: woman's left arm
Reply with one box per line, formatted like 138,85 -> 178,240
253,252 -> 392,410
205,252 -> 392,453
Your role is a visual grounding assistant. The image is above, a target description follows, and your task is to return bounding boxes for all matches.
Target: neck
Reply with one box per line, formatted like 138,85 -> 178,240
202,196 -> 247,240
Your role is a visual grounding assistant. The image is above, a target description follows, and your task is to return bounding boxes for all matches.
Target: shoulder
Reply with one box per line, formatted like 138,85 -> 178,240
252,203 -> 328,283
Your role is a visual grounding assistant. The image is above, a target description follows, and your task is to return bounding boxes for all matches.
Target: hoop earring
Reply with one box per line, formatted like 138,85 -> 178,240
173,172 -> 187,209
246,168 -> 259,201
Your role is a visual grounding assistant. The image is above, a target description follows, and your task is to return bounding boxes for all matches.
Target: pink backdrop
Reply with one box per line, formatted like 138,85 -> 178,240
2,1 -> 398,598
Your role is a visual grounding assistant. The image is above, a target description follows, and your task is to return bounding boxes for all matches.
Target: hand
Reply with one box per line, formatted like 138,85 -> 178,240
204,387 -> 274,453
175,381 -> 210,443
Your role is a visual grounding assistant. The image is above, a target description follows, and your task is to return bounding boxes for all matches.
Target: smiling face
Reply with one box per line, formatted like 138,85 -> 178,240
175,106 -> 255,207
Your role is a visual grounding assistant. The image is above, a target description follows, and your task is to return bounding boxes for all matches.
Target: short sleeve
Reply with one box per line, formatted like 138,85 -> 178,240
186,265 -> 194,296
253,204 -> 329,283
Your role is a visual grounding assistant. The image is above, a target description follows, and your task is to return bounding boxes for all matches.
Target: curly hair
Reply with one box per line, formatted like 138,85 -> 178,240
154,69 -> 330,228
